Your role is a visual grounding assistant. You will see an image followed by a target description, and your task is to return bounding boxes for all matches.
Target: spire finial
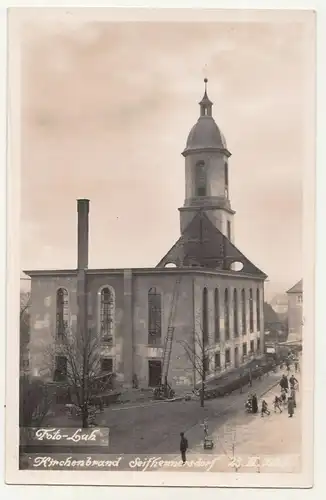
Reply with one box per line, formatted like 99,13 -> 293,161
204,77 -> 208,94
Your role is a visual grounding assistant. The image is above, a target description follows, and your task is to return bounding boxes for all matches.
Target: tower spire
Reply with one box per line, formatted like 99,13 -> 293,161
199,78 -> 213,117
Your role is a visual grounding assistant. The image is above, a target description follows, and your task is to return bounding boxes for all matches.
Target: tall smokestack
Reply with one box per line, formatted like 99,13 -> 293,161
77,199 -> 89,270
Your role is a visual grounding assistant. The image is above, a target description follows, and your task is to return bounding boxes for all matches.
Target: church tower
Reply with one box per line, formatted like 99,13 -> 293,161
179,79 -> 235,242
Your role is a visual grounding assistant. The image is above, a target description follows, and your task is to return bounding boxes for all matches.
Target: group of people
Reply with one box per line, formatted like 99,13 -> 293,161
274,372 -> 299,417
245,393 -> 270,417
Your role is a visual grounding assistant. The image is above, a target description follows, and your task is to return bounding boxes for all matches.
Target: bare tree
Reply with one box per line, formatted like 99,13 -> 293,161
50,327 -> 116,428
178,330 -> 216,408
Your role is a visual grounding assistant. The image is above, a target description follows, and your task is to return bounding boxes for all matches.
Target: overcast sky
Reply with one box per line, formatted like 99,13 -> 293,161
19,14 -> 314,298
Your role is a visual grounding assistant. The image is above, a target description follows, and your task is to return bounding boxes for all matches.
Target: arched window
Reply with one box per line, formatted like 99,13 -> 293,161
249,288 -> 254,333
148,287 -> 162,345
202,288 -> 209,346
224,288 -> 230,340
233,289 -> 238,337
100,287 -> 115,344
224,162 -> 229,198
214,288 -> 220,342
195,161 -> 207,197
56,288 -> 69,339
256,289 -> 261,331
241,289 -> 246,335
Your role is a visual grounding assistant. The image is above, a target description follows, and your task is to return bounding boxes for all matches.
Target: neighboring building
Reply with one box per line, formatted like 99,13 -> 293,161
270,293 -> 288,318
25,80 -> 267,392
286,279 -> 303,342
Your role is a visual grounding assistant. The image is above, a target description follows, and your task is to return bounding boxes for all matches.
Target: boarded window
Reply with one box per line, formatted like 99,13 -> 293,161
101,357 -> 113,373
56,288 -> 69,339
100,287 -> 115,343
54,355 -> 67,381
215,352 -> 221,370
148,288 -> 162,345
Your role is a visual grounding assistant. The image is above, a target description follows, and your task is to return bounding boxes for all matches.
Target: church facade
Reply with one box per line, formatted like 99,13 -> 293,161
25,81 -> 267,391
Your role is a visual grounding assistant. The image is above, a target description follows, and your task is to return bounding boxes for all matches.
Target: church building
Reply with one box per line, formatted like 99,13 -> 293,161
25,80 -> 267,392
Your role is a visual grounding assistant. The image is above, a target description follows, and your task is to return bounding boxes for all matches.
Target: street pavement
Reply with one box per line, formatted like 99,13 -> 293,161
43,366 -> 301,473
96,368 -> 289,455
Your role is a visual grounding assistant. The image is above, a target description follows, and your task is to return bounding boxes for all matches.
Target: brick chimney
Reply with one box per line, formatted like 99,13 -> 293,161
77,199 -> 89,270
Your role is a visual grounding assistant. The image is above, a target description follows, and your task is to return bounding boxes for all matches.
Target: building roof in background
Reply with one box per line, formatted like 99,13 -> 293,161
286,279 -> 303,294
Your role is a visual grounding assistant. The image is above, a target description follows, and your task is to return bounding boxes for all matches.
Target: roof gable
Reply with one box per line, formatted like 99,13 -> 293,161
157,212 -> 267,278
287,279 -> 303,294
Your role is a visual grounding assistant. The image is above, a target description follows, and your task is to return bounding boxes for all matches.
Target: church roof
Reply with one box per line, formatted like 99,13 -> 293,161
286,279 -> 303,294
183,117 -> 228,155
156,211 -> 267,279
182,79 -> 230,156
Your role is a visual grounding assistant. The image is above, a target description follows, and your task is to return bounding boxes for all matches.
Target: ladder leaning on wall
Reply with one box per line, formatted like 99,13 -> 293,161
161,276 -> 182,387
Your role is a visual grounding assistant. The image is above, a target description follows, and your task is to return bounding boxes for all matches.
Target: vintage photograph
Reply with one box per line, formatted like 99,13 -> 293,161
6,8 -> 315,487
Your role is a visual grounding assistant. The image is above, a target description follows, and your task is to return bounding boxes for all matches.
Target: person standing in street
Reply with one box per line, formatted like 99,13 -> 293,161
273,395 -> 283,413
180,432 -> 188,465
288,397 -> 295,418
252,393 -> 258,414
261,399 -> 270,417
280,374 -> 289,392
289,374 -> 298,390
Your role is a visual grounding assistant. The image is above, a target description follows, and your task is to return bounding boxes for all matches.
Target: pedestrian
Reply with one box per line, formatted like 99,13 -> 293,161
288,397 -> 295,418
248,368 -> 253,388
180,432 -> 188,464
290,386 -> 297,408
289,374 -> 298,389
280,374 -> 289,392
273,395 -> 283,413
294,360 -> 299,373
261,399 -> 270,417
252,393 -> 258,414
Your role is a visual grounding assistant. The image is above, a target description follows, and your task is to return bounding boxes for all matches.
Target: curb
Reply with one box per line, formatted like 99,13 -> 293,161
259,380 -> 280,398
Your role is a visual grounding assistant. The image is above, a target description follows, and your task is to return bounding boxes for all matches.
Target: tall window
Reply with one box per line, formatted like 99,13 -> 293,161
256,289 -> 261,331
233,289 -> 238,337
195,161 -> 207,197
214,288 -> 220,342
100,287 -> 115,343
148,287 -> 162,345
224,288 -> 230,340
241,289 -> 246,335
202,288 -> 209,346
243,342 -> 247,357
56,288 -> 69,339
225,348 -> 231,365
227,221 -> 231,240
224,162 -> 229,198
249,288 -> 254,333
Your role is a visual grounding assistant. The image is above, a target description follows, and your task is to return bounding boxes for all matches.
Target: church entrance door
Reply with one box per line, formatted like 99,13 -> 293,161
148,360 -> 162,387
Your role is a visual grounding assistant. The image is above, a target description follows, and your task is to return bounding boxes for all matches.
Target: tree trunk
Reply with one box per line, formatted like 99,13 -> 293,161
200,378 -> 205,408
82,403 -> 89,428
